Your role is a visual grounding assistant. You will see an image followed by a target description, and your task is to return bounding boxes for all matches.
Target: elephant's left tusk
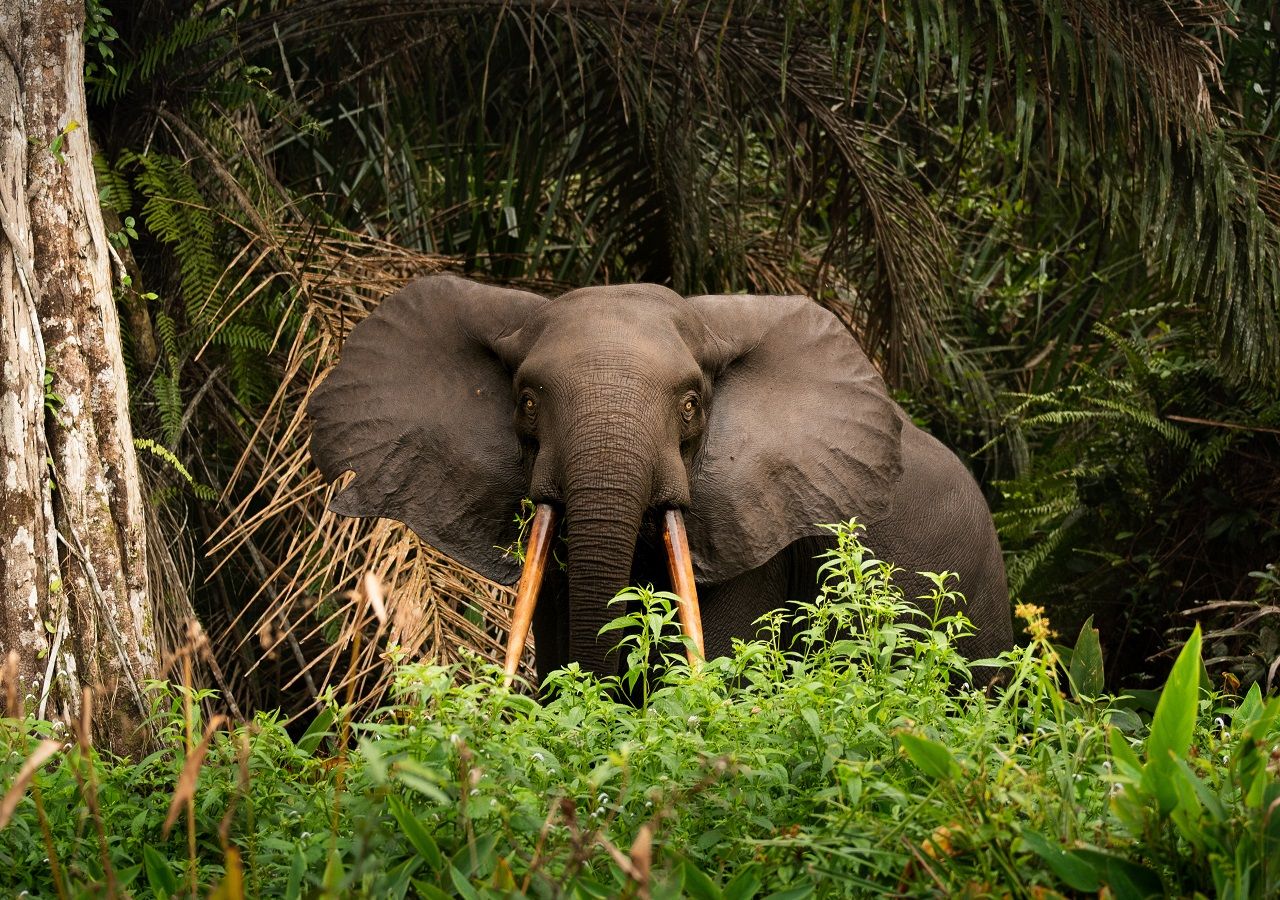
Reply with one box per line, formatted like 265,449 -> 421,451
503,503 -> 559,684
662,508 -> 705,665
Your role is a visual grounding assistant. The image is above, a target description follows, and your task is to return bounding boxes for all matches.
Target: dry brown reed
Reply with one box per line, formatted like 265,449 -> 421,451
196,220 -> 535,718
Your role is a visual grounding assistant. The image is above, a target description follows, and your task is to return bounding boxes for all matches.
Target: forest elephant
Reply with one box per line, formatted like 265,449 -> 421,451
308,275 -> 1015,685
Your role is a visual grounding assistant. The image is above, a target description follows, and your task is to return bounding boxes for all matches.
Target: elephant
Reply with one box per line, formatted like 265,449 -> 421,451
307,274 -> 1015,686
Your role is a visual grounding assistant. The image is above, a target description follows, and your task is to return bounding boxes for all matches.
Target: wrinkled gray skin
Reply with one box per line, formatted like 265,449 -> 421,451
308,275 -> 1014,683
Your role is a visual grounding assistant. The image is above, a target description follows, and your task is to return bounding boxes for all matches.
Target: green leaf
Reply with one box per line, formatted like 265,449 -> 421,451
393,758 -> 451,805
297,707 -> 335,755
1233,682 -> 1264,729
680,858 -> 722,900
898,731 -> 959,780
723,864 -> 762,900
1019,830 -> 1100,892
388,795 -> 443,872
1108,727 -> 1143,781
143,845 -> 178,899
284,848 -> 305,900
1069,615 -> 1104,698
411,880 -> 453,900
449,865 -> 480,900
761,885 -> 815,900
572,877 -> 617,899
1072,848 -> 1164,900
322,847 -> 345,893
1142,625 -> 1202,810
116,864 -> 142,888
800,707 -> 822,741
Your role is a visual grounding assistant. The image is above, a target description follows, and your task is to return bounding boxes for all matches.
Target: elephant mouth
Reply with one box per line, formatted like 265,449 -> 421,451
502,503 -> 705,682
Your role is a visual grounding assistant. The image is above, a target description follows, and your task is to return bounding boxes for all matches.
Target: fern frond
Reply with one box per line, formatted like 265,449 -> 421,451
1006,507 -> 1088,597
153,373 -> 184,447
92,15 -> 225,104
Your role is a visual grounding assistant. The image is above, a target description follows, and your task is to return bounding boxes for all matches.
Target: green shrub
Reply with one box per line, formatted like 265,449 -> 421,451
2,522 -> 1277,898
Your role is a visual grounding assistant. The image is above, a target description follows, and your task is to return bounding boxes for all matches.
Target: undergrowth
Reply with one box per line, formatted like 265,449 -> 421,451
2,523 -> 1278,898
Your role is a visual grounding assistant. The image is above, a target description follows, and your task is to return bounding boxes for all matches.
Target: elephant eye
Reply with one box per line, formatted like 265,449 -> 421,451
681,394 -> 699,422
519,391 -> 537,415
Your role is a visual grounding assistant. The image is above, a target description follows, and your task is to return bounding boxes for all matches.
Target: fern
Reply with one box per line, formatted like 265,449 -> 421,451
152,373 -> 184,447
153,309 -> 180,363
1006,507 -> 1087,596
93,153 -> 133,215
90,15 -> 226,105
212,322 -> 272,352
124,151 -> 220,327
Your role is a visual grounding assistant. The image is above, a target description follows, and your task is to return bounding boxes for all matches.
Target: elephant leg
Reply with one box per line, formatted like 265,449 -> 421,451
865,423 -> 1015,680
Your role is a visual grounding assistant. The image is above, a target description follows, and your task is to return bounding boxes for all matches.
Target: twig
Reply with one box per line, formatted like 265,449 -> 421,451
35,590 -> 69,722
1165,414 -> 1280,436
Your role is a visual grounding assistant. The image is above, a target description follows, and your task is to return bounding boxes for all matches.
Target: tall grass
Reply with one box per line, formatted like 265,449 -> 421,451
2,522 -> 1277,897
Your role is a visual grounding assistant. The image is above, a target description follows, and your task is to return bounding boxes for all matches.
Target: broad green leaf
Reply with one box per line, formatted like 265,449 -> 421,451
393,759 -> 451,805
384,858 -> 422,896
388,795 -> 443,871
449,865 -> 480,900
681,858 -> 722,900
1072,848 -> 1164,900
1145,625 -> 1202,772
284,848 -> 305,900
1240,694 -> 1280,745
1019,829 -> 1100,892
801,707 -> 822,741
115,864 -> 142,889
572,877 -> 617,899
411,880 -> 453,900
322,847 -> 345,894
724,863 -> 763,900
1069,615 -> 1104,698
142,844 -> 178,898
1106,706 -> 1143,733
1234,695 -> 1280,806
296,706 -> 336,755
898,731 -> 959,780
1108,727 -> 1143,781
1233,682 -> 1264,729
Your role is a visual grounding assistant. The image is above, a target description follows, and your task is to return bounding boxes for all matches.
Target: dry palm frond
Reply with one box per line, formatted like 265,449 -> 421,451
202,221 -> 545,714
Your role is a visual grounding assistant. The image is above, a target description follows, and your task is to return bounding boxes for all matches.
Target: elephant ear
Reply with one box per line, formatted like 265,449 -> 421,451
686,294 -> 904,584
307,275 -> 546,585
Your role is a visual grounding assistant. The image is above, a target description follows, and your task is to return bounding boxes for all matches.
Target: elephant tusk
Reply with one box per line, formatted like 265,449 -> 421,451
503,503 -> 559,683
662,508 -> 705,665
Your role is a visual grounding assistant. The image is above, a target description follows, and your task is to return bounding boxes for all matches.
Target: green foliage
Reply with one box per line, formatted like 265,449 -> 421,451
133,438 -> 219,501
3,524 -> 1278,897
88,11 -> 227,105
83,2 -> 1280,706
993,318 -> 1280,684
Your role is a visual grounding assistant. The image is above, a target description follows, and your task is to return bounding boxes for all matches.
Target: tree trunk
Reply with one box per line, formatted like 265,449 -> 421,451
1,0 -> 157,752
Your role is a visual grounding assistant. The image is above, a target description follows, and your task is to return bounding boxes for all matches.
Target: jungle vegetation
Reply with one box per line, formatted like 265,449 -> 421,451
69,0 -> 1279,709
1,1 -> 1279,896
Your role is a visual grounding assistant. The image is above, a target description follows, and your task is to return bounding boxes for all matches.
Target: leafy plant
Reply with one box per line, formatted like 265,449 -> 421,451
4,522 -> 1277,897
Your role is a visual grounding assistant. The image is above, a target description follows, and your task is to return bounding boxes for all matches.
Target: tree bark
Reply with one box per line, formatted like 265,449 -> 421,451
1,0 -> 156,752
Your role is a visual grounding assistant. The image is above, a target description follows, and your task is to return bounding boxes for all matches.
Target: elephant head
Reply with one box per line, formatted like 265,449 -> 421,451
308,275 -> 903,677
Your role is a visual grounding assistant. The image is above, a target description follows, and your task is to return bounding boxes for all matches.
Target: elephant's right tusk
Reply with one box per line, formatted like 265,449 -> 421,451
662,508 -> 705,666
503,503 -> 559,684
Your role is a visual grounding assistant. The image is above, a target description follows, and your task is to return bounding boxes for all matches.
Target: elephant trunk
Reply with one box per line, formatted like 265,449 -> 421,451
562,447 -> 651,678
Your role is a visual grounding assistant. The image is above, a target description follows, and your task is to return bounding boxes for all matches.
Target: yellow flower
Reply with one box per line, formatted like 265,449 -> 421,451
1015,602 -> 1058,643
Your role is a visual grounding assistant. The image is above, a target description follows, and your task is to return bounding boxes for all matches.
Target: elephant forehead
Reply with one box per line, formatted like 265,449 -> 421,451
555,282 -> 684,305
526,289 -> 708,355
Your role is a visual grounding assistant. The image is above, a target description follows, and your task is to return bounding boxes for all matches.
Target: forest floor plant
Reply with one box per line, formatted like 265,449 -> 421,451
2,522 -> 1278,898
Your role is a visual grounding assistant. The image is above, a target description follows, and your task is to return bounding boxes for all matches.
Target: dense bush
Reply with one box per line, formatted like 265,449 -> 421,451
74,2 -> 1280,709
3,523 -> 1277,898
